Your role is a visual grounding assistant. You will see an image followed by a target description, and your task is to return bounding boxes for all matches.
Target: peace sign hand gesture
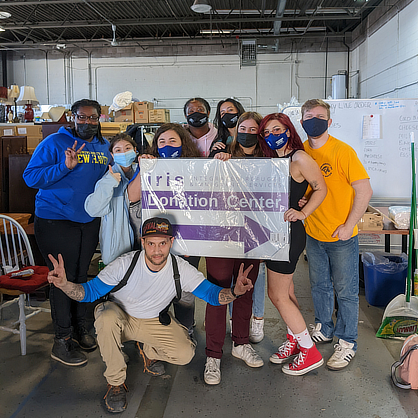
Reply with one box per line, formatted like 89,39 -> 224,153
47,254 -> 67,289
233,263 -> 254,296
65,140 -> 86,170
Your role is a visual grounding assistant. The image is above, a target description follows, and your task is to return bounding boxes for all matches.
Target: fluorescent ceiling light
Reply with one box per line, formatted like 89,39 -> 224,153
0,12 -> 11,19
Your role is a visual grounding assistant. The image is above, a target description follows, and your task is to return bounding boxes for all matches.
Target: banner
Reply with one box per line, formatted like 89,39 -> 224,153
141,158 -> 290,261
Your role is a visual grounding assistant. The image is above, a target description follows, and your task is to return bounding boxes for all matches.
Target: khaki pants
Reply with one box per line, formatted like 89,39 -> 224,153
94,301 -> 196,386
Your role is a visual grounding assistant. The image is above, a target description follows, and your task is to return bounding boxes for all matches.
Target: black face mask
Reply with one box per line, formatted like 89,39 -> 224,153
237,132 -> 259,148
187,112 -> 208,128
76,123 -> 99,140
302,117 -> 329,138
221,113 -> 239,129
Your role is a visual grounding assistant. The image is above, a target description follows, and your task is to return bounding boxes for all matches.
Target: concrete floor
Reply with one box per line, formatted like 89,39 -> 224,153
1,258 -> 418,418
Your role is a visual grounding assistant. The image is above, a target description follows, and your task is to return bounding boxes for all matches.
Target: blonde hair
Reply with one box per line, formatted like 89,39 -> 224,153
301,99 -> 330,119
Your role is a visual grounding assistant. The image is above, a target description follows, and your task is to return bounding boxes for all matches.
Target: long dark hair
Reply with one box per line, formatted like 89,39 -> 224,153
149,123 -> 201,158
230,112 -> 264,158
71,99 -> 105,144
258,113 -> 304,157
212,98 -> 245,145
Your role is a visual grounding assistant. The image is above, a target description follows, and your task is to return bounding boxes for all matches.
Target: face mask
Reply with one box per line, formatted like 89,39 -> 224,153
76,123 -> 99,140
158,145 -> 182,159
237,132 -> 259,148
113,149 -> 137,167
187,112 -> 208,128
221,113 -> 239,129
302,117 -> 329,137
265,130 -> 288,150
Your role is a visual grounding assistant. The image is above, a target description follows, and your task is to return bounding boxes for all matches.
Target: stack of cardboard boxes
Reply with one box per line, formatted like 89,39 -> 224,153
114,101 -> 170,124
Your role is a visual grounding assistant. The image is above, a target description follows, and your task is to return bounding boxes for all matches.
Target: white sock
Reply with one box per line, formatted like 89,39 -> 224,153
287,327 -> 295,337
295,328 -> 314,349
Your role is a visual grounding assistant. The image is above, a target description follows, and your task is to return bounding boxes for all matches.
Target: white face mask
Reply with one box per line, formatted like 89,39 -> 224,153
113,149 -> 136,167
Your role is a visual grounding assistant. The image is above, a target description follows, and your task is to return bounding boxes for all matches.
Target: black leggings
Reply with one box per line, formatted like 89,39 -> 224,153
35,216 -> 100,338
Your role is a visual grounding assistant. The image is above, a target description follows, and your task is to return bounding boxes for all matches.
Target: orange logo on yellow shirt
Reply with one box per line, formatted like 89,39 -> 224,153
321,163 -> 332,177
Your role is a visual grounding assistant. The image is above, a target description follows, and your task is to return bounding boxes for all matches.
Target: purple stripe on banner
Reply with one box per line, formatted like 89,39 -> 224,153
142,191 -> 288,212
172,215 -> 272,253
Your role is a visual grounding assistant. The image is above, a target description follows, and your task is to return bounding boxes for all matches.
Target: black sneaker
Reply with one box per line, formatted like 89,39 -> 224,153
73,326 -> 97,351
136,342 -> 165,376
51,336 -> 88,366
103,383 -> 128,413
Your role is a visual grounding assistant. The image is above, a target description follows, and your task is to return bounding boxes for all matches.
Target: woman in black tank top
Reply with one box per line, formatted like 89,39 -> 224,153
257,112 -> 327,376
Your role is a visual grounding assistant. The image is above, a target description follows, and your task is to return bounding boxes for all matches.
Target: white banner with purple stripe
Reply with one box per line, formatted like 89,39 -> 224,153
141,158 -> 290,261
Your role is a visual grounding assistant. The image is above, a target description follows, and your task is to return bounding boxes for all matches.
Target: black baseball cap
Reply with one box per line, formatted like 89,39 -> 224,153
142,217 -> 173,238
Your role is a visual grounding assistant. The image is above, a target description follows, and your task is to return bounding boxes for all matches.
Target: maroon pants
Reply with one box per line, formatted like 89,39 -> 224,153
205,257 -> 260,359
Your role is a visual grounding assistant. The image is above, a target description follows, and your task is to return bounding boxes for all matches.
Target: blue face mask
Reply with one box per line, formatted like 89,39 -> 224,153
265,130 -> 288,150
158,145 -> 182,159
113,149 -> 137,167
302,117 -> 329,137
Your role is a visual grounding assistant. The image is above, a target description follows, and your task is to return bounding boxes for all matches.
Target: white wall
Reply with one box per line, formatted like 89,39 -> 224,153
351,0 -> 418,99
9,51 -> 347,121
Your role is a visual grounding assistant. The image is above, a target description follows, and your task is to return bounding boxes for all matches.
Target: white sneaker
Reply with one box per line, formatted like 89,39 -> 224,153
309,323 -> 333,343
204,357 -> 221,385
249,317 -> 264,343
231,343 -> 264,368
327,339 -> 355,370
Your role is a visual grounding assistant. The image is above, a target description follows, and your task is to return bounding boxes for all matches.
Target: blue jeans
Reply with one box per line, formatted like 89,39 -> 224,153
306,235 -> 359,351
252,263 -> 266,318
229,262 -> 266,318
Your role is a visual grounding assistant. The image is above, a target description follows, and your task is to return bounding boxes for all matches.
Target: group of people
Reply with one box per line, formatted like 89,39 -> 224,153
23,97 -> 372,414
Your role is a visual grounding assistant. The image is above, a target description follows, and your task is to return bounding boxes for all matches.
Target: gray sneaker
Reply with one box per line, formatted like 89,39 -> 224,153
249,317 -> 264,343
327,340 -> 355,370
310,323 -> 333,343
231,343 -> 264,367
204,357 -> 221,385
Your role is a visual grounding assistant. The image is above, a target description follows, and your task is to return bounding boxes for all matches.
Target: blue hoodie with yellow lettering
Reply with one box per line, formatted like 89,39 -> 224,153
23,126 -> 112,223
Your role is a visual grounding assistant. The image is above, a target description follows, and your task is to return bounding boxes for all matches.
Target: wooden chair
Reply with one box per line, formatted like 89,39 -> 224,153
0,214 -> 50,355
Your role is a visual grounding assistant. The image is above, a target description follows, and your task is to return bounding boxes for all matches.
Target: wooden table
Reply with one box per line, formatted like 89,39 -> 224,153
358,207 -> 409,253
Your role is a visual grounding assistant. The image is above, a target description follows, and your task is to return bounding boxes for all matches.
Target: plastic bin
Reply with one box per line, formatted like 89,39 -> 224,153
362,252 -> 408,307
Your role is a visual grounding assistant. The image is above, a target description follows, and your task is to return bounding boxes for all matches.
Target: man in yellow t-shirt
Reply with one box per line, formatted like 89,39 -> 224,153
301,99 -> 373,371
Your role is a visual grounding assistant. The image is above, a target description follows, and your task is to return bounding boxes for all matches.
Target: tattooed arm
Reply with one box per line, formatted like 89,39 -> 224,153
217,263 -> 254,305
47,254 -> 86,301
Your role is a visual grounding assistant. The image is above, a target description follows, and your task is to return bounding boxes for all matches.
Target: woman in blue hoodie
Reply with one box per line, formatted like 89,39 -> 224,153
84,133 -> 137,265
23,99 -> 112,367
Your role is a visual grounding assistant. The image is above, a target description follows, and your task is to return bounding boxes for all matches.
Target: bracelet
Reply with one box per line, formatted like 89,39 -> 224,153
300,209 -> 307,220
231,287 -> 242,299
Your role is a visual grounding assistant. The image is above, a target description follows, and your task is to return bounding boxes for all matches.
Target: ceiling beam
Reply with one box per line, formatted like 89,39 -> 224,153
2,14 -> 361,31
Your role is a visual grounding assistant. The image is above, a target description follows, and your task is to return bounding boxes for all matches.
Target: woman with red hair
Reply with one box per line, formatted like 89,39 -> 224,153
258,113 -> 327,376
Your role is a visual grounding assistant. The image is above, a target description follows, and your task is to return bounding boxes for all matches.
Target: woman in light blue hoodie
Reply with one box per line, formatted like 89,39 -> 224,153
85,133 -> 138,265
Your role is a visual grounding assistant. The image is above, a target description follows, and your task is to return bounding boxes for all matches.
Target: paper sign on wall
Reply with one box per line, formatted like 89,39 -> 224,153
141,158 -> 290,261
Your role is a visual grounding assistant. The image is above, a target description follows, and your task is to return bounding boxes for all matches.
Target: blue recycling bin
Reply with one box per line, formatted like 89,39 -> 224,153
362,252 -> 407,307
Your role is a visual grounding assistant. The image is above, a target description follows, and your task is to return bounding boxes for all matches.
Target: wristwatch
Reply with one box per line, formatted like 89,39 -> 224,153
231,286 -> 242,299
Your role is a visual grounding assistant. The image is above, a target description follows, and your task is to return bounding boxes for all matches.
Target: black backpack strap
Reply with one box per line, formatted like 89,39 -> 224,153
171,254 -> 181,301
158,254 -> 182,326
391,343 -> 418,389
110,250 -> 141,294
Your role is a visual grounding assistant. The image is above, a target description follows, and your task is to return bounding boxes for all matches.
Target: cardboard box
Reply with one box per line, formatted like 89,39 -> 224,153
0,126 -> 16,136
358,205 -> 384,231
148,109 -> 170,123
114,104 -> 135,123
114,102 -> 154,123
135,101 -> 153,123
16,125 -> 42,139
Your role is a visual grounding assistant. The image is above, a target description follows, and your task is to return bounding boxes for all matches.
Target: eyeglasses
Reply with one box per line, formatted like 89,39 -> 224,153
76,114 -> 99,122
264,127 -> 287,137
